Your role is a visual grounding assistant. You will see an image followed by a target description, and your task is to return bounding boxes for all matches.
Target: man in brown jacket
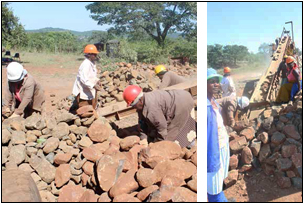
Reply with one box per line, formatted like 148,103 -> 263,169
154,65 -> 186,89
123,85 -> 196,148
217,96 -> 250,127
2,62 -> 45,118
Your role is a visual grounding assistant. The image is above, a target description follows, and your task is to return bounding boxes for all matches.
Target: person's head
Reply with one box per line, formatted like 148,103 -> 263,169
223,67 -> 231,76
207,68 -> 223,97
84,44 -> 100,62
6,62 -> 27,84
237,96 -> 250,110
286,56 -> 296,69
123,85 -> 144,110
290,43 -> 294,49
154,65 -> 167,80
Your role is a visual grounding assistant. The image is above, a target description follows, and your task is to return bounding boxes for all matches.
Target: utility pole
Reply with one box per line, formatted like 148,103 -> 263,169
285,21 -> 294,42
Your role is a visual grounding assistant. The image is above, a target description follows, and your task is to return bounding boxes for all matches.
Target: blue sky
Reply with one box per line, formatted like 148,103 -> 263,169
9,2 -> 111,31
208,2 -> 302,53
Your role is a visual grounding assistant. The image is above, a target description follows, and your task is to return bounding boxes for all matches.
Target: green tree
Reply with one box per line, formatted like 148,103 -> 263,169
207,44 -> 224,69
87,31 -> 113,44
86,2 -> 197,48
258,43 -> 271,55
2,2 -> 27,48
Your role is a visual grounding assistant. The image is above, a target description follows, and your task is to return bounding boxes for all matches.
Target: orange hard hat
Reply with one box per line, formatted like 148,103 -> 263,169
224,67 -> 231,73
123,85 -> 142,107
84,44 -> 99,54
286,56 -> 295,64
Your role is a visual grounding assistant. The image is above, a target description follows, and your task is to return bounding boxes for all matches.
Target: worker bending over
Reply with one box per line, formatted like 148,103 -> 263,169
217,96 -> 250,128
154,65 -> 186,89
2,62 -> 45,118
123,85 -> 196,148
221,67 -> 236,98
72,44 -> 102,110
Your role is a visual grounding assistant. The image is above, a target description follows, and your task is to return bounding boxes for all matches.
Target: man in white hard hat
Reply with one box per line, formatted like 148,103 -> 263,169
217,96 -> 250,127
2,62 -> 45,118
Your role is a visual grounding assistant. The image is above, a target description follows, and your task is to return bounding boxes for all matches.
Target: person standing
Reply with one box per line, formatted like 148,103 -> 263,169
221,67 -> 236,98
207,68 -> 230,202
72,44 -> 102,110
154,65 -> 186,89
2,62 -> 45,118
277,55 -> 289,86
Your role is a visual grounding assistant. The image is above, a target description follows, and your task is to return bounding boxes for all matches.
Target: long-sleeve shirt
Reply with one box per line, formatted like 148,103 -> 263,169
4,74 -> 45,115
72,58 -> 99,100
221,76 -> 236,97
159,71 -> 186,89
140,90 -> 194,142
217,96 -> 238,127
277,61 -> 288,79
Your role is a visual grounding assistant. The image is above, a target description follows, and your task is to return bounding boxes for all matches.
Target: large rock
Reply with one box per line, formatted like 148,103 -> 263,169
9,145 -> 26,165
113,194 -> 141,202
250,139 -> 262,157
281,145 -> 298,158
240,127 -> 255,141
137,185 -> 159,201
54,153 -> 73,165
224,170 -> 238,188
96,155 -> 123,192
98,192 -> 111,202
2,147 -> 9,164
56,111 -> 76,123
229,155 -> 239,170
2,128 -> 12,144
271,132 -> 286,146
29,155 -> 56,183
120,136 -> 140,151
55,164 -> 71,188
136,168 -> 158,188
277,176 -> 292,189
43,137 -> 59,154
82,161 -> 94,176
229,136 -> 248,154
82,142 -> 110,162
79,136 -> 93,148
171,187 -> 197,202
241,147 -> 253,164
257,132 -> 269,144
262,164 -> 275,176
139,141 -> 182,162
69,125 -> 87,136
283,125 -> 301,140
259,144 -> 271,163
276,158 -> 293,172
87,120 -> 111,143
79,190 -> 99,202
11,131 -> 26,145
76,105 -> 96,118
109,169 -> 139,198
25,113 -> 46,130
58,185 -> 86,202
52,123 -> 70,139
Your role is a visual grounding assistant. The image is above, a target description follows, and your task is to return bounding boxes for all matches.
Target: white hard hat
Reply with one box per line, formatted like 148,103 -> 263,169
237,96 -> 250,109
6,62 -> 27,82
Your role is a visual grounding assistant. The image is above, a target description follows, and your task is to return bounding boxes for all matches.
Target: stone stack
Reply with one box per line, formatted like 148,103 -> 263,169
2,105 -> 197,202
225,90 -> 302,190
55,62 -> 197,110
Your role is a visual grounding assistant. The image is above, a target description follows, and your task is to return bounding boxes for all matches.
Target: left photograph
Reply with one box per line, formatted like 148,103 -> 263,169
1,2 -> 198,202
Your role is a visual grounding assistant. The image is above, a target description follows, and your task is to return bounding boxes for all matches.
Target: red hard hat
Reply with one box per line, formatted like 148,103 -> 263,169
224,67 -> 231,73
123,85 -> 142,107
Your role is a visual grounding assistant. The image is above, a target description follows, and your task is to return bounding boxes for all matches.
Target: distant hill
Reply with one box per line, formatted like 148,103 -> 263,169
25,27 -> 106,37
26,27 -> 181,39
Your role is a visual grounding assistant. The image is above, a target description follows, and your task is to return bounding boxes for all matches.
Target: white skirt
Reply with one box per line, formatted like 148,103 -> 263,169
207,145 -> 230,195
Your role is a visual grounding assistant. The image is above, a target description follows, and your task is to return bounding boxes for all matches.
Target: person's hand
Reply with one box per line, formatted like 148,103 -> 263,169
2,107 -> 10,114
9,112 -> 20,119
94,84 -> 102,91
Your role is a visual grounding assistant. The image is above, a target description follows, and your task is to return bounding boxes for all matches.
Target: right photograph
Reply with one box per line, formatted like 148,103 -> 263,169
207,2 -> 302,202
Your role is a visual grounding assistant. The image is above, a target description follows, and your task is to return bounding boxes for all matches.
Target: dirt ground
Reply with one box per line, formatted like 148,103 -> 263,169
1,60 -> 301,202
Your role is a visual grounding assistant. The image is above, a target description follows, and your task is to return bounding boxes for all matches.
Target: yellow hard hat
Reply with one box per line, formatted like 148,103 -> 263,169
283,55 -> 288,59
154,65 -> 167,75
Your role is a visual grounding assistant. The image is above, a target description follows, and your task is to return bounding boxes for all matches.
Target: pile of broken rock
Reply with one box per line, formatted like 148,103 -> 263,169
2,105 -> 197,202
225,90 -> 302,190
